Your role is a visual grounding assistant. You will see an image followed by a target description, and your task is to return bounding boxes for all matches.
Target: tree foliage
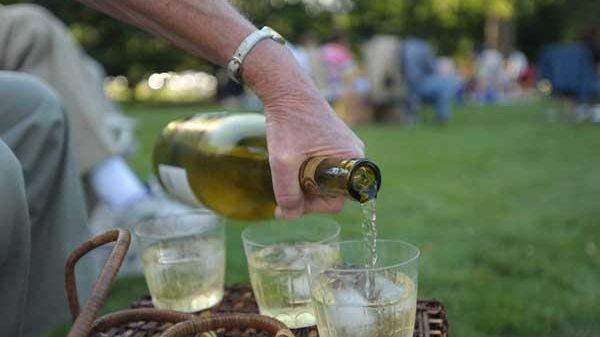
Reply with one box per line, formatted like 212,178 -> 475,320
3,0 -> 597,81
4,0 -> 211,86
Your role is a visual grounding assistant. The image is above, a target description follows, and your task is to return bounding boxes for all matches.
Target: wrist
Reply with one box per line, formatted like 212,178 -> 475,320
241,39 -> 320,112
227,27 -> 285,83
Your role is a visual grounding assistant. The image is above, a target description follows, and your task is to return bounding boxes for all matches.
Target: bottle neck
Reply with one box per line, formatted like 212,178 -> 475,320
299,157 -> 381,202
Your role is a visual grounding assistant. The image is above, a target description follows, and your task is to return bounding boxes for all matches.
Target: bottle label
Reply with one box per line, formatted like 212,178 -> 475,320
158,164 -> 202,206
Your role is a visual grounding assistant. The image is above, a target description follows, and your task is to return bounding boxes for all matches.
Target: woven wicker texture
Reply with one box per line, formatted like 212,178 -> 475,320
65,230 -> 448,337
65,230 -> 291,337
90,284 -> 448,337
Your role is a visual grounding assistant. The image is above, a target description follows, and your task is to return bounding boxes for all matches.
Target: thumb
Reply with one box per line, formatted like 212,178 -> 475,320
269,154 -> 304,219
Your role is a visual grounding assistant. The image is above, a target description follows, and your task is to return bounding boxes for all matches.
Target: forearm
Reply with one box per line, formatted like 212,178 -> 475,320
77,0 -> 313,105
243,40 -> 319,108
78,0 -> 252,65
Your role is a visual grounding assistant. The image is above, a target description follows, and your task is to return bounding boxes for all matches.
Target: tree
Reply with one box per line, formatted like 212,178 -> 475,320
4,0 -> 212,93
3,0 -> 596,84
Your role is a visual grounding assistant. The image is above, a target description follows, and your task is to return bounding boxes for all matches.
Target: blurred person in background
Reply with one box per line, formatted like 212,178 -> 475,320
290,33 -> 328,93
580,25 -> 599,66
362,35 -> 404,123
474,46 -> 505,103
580,25 -> 600,121
318,31 -> 371,125
1,1 -> 365,336
337,64 -> 372,126
403,37 -> 463,125
504,50 -> 529,99
216,68 -> 246,109
537,27 -> 600,122
319,31 -> 357,104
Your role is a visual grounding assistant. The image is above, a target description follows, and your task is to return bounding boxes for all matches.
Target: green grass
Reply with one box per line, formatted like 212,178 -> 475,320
49,100 -> 600,337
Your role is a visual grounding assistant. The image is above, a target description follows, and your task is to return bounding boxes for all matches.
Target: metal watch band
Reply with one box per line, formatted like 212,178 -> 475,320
227,26 -> 285,84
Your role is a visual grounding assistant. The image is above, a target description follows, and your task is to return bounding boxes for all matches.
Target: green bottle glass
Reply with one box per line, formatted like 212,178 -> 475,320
153,112 -> 381,220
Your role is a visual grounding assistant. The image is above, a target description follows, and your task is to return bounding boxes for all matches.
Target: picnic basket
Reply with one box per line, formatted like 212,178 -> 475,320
64,229 -> 293,337
65,229 -> 448,337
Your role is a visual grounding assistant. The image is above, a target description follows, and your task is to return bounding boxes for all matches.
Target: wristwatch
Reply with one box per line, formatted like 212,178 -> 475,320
227,26 -> 286,84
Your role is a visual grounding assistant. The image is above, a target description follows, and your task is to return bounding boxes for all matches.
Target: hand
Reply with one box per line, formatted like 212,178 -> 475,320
264,91 -> 364,219
243,41 -> 364,219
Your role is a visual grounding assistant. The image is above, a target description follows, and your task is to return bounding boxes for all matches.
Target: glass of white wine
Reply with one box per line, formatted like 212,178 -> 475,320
307,240 -> 420,337
242,216 -> 340,329
135,210 -> 225,312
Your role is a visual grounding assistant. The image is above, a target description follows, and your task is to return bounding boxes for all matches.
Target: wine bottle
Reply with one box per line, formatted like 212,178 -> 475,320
153,112 -> 381,220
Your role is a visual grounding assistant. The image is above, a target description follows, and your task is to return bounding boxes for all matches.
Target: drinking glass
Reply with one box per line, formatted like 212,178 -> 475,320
242,216 -> 340,328
307,240 -> 420,337
135,210 -> 225,312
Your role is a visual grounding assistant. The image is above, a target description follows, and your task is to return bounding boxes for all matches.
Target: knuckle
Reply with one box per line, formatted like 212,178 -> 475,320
308,197 -> 344,214
327,198 -> 345,212
269,153 -> 296,172
276,193 -> 303,209
279,209 -> 303,220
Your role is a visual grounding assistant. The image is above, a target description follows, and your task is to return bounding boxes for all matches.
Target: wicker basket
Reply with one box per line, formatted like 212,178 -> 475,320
129,285 -> 449,337
65,230 -> 292,337
66,229 -> 448,337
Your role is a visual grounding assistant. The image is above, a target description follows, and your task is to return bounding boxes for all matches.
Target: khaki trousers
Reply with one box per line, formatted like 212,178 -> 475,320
0,4 -> 119,173
0,72 -> 93,337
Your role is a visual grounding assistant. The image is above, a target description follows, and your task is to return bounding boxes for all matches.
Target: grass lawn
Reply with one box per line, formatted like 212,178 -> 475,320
49,100 -> 600,337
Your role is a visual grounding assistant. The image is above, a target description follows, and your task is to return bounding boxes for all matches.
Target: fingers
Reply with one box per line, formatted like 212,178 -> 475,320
270,154 -> 305,219
304,196 -> 345,214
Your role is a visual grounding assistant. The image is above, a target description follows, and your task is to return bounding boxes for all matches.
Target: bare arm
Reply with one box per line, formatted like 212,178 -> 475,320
79,0 -> 309,120
80,0 -> 364,218
78,0 -> 254,66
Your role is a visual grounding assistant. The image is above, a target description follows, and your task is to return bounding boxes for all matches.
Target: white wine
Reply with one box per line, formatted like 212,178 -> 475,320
311,270 -> 417,337
247,242 -> 339,328
141,236 -> 225,312
153,112 -> 380,220
362,199 -> 378,268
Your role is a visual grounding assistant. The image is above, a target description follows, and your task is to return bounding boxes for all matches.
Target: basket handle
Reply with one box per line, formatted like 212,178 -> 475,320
92,308 -> 194,331
65,229 -> 131,337
160,313 -> 295,337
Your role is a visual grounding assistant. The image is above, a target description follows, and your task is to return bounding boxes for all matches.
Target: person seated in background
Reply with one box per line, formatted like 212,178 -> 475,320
537,39 -> 599,121
318,31 -> 371,125
362,35 -> 404,123
474,47 -> 505,103
319,31 -> 357,104
402,37 -> 463,125
580,25 -> 599,69
504,50 -> 529,98
580,25 -> 600,121
0,4 -> 191,273
290,33 -> 328,93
